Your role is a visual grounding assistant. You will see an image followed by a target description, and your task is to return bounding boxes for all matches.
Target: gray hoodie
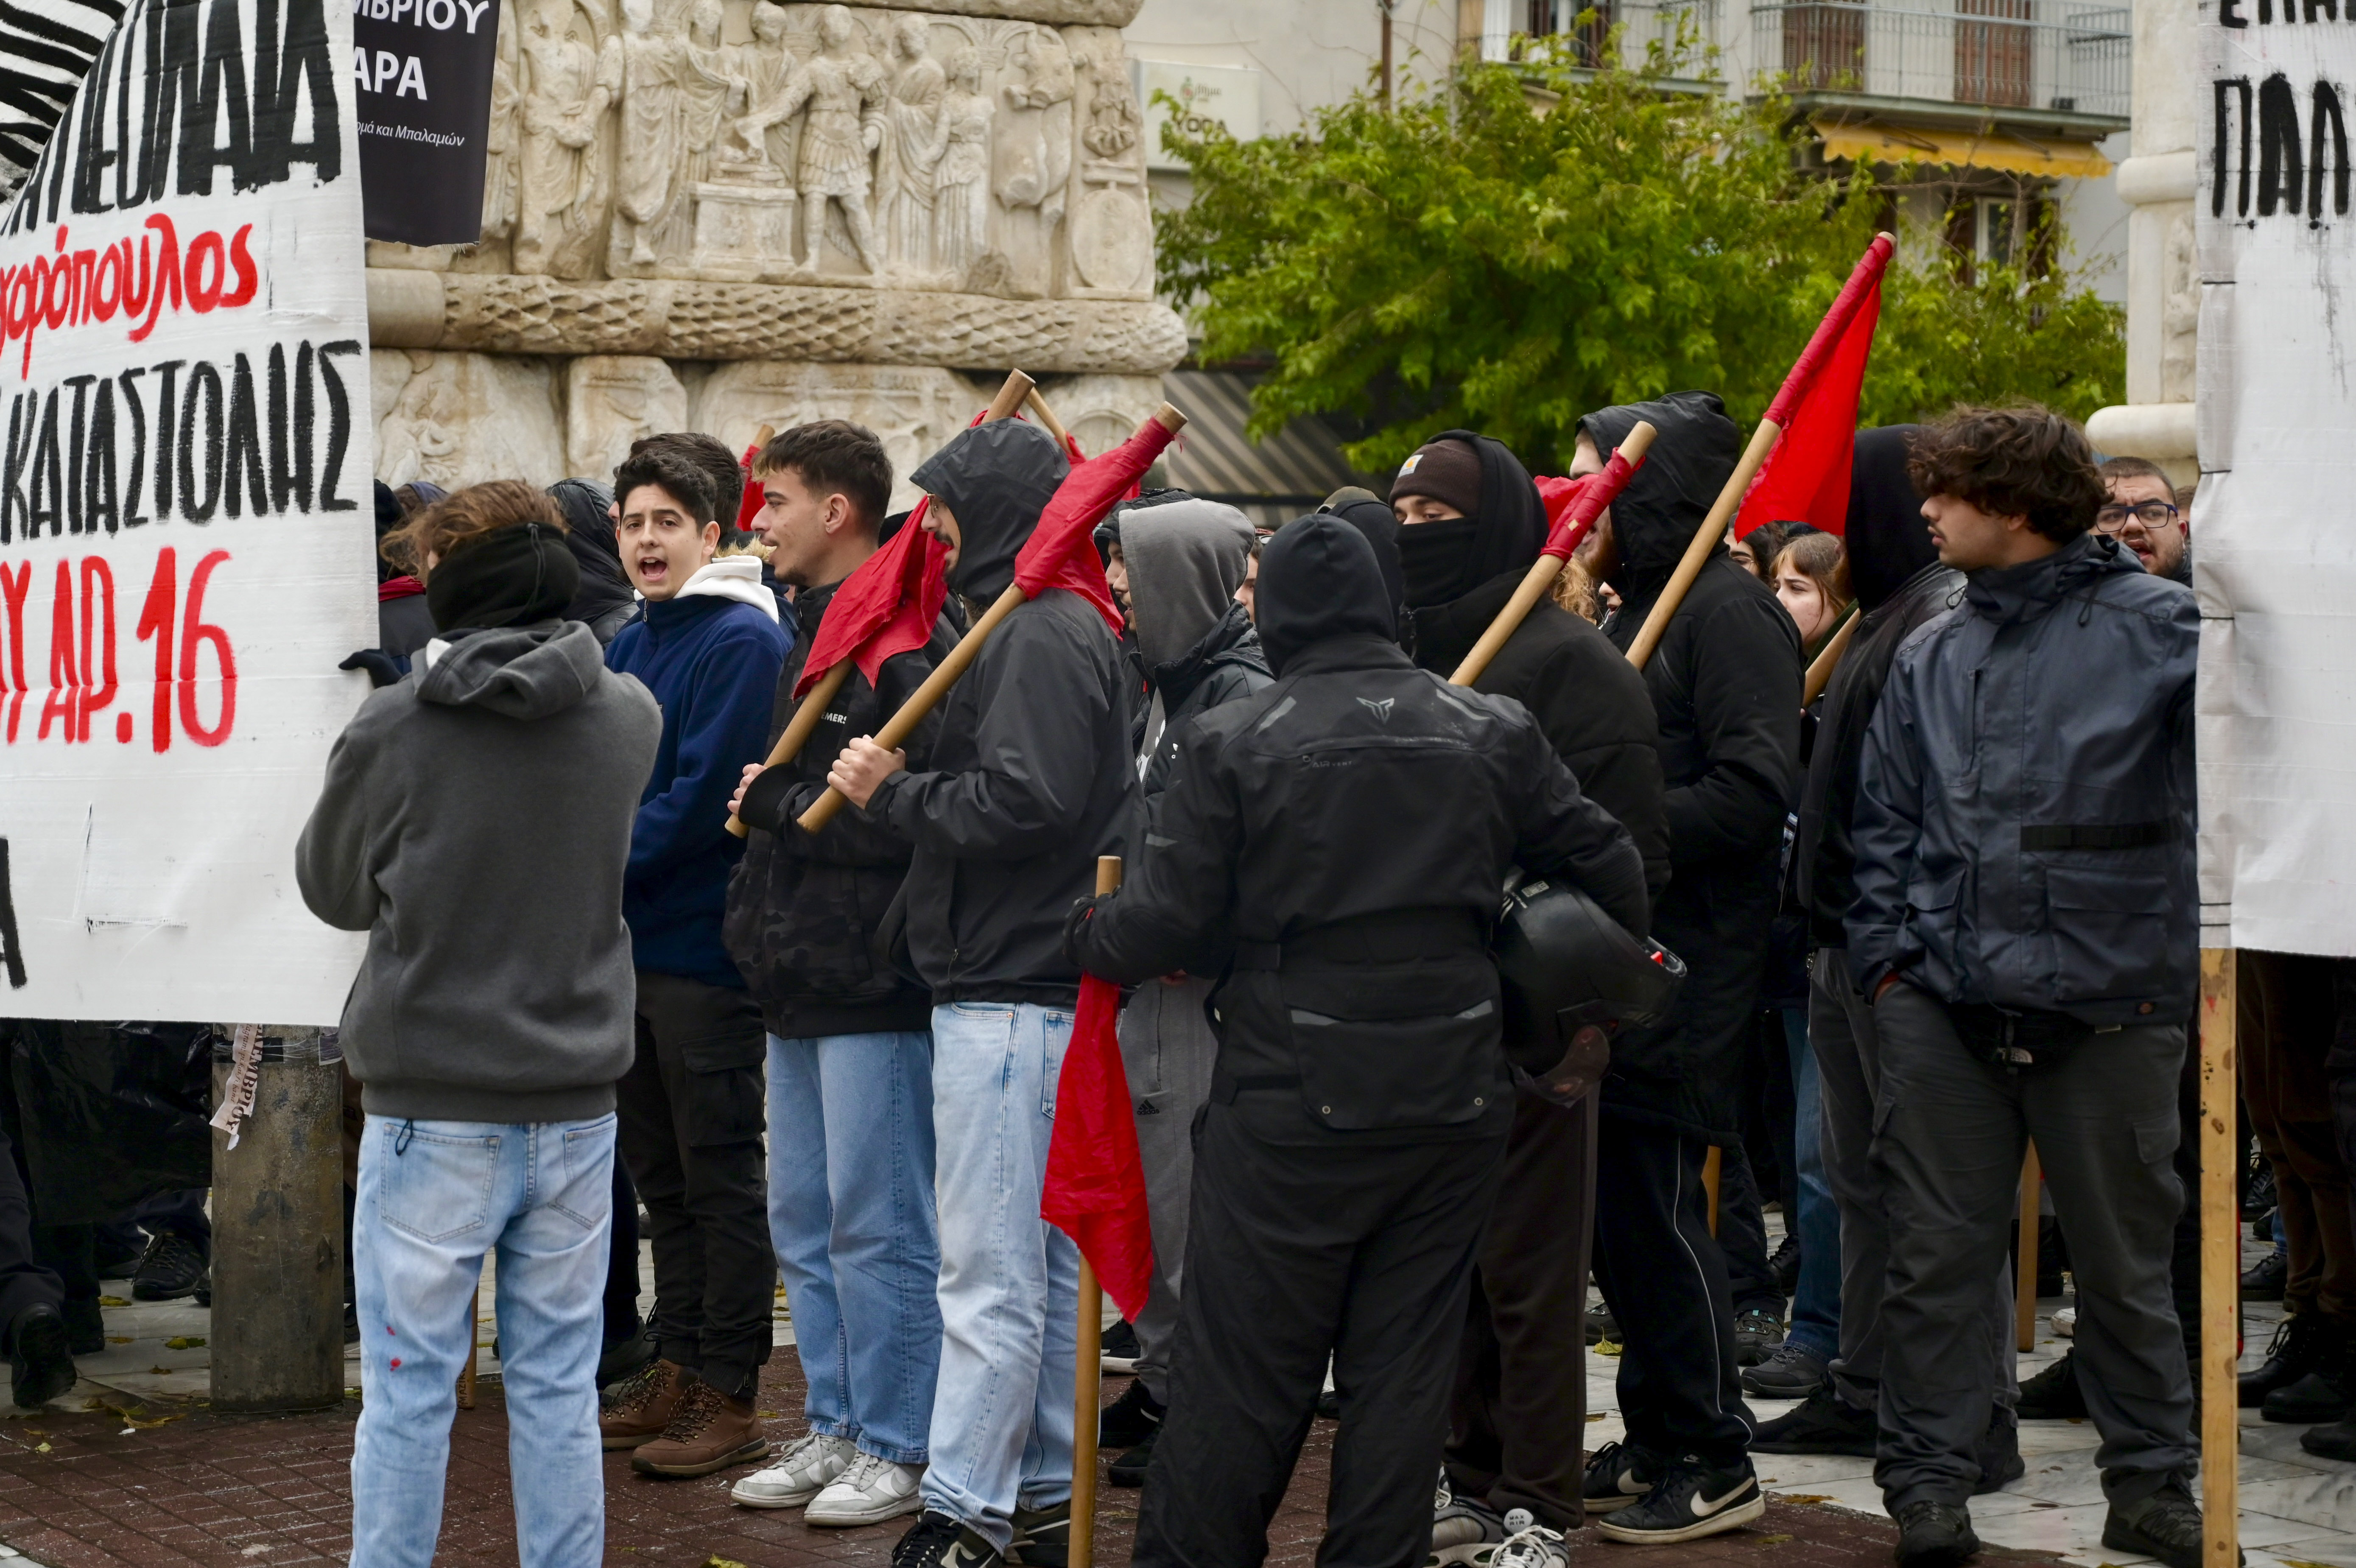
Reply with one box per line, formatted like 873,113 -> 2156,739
297,620 -> 663,1123
1117,497 -> 1256,668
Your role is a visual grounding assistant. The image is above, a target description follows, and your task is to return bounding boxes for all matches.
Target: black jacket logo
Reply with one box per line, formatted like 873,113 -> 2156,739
1357,696 -> 1396,722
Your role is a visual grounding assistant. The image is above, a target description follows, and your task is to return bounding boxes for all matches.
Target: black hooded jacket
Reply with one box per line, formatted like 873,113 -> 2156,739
1398,434 -> 1670,900
1579,391 -> 1802,1141
1071,516 -> 1647,1146
871,420 -> 1139,1006
1795,426 -> 1964,946
724,578 -> 960,1037
549,478 -> 640,644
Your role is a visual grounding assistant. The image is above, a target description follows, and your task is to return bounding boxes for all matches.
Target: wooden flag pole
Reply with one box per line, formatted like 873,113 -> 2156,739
1802,605 -> 1861,706
1703,1145 -> 1722,1235
1026,388 -> 1076,453
2015,1143 -> 2040,1353
1450,421 -> 1658,688
753,422 -> 776,450
1069,853 -> 1121,1568
1624,232 -> 1895,674
797,403 -> 1187,834
725,371 -> 1038,838
2199,948 -> 2240,1568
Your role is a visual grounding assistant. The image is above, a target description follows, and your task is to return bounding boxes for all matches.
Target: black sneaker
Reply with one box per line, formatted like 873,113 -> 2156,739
1580,1440 -> 1662,1514
1742,1340 -> 1830,1399
1592,1456 -> 1764,1543
2242,1249 -> 2289,1302
2303,1412 -> 2356,1462
1892,1500 -> 1980,1568
1733,1307 -> 1786,1367
2264,1367 -> 2353,1424
7,1302 -> 75,1409
2014,1352 -> 2086,1420
132,1231 -> 207,1302
1585,1302 -> 1620,1346
1753,1385 -> 1877,1455
61,1296 -> 103,1357
2102,1481 -> 2239,1568
598,1322 -> 658,1389
1107,1421 -> 1157,1488
1974,1409 -> 2023,1495
1317,1386 -> 1341,1419
1006,1500 -> 1069,1568
1099,1318 -> 1140,1376
892,1510 -> 1002,1568
2242,1313 -> 2332,1407
1428,1468 -> 1506,1565
1099,1376 -> 1163,1448
1769,1233 -> 1801,1297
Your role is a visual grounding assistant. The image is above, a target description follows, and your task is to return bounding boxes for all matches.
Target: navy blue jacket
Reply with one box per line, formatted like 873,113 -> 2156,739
607,593 -> 791,987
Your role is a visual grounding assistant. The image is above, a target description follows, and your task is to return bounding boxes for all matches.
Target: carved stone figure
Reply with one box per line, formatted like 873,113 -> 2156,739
931,43 -> 993,285
516,0 -> 620,277
718,3 -> 796,174
876,16 -> 947,274
613,0 -> 690,269
740,5 -> 889,274
567,355 -> 690,475
480,1 -> 523,245
992,25 -> 1074,295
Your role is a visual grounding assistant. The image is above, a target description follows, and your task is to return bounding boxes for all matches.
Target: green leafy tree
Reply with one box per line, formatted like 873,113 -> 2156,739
1156,49 -> 2124,475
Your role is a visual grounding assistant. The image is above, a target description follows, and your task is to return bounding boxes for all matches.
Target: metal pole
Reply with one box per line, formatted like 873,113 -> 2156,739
2198,949 -> 2240,1568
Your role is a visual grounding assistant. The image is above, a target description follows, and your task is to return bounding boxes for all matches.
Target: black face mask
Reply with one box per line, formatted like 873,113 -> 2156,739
1396,517 -> 1480,609
425,523 -> 582,633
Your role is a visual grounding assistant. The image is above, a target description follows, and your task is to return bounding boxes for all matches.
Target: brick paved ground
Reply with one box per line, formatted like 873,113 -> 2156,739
0,1365 -> 2051,1568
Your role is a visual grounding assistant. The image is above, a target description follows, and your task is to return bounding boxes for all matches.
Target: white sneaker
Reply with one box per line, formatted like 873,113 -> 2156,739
805,1451 -> 926,1527
1489,1517 -> 1568,1568
729,1431 -> 858,1509
2053,1305 -> 2077,1337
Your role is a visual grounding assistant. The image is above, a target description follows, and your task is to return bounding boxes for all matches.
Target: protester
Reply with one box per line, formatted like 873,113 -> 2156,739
1236,531 -> 1266,620
1729,518 -> 1789,581
2094,457 -> 2188,584
1069,512 -> 1649,1568
1570,390 -> 1800,1543
1771,530 -> 1851,650
0,1123 -> 71,1409
2302,964 -> 2356,1461
720,422 -> 953,1525
1849,405 -> 2204,1568
550,478 -> 642,644
597,446 -> 791,1478
821,418 -> 1137,1568
1379,430 -> 1668,1545
375,483 -> 437,657
296,480 -> 662,1568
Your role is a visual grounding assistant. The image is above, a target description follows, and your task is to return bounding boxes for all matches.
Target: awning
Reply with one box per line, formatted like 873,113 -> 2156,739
1810,118 -> 2112,180
1159,369 -> 1374,531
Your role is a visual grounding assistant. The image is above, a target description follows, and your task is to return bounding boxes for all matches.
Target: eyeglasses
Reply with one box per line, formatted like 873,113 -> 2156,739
2094,501 -> 2180,534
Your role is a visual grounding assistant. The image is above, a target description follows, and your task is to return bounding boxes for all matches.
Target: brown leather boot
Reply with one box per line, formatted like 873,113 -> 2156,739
629,1376 -> 770,1477
599,1357 -> 689,1451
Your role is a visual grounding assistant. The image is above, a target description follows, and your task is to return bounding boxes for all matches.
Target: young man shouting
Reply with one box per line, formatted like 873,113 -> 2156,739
599,444 -> 792,1477
723,422 -> 954,1525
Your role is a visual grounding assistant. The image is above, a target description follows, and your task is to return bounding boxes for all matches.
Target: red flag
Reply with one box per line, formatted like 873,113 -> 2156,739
1012,417 -> 1180,633
1735,237 -> 1894,540
790,502 -> 949,699
1042,973 -> 1153,1320
736,444 -> 769,535
1533,439 -> 1649,563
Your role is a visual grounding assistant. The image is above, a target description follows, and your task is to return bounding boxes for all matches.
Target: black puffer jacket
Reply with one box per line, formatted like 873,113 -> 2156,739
724,579 -> 957,1038
1070,515 -> 1648,1145
1582,391 -> 1802,1141
869,420 -> 1140,1006
1139,602 -> 1270,794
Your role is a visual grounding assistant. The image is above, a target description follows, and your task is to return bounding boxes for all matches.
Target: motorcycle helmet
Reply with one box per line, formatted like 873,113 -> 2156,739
1493,874 -> 1686,1104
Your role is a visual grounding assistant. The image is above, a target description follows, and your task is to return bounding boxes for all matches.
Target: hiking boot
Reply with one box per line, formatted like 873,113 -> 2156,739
131,1231 -> 207,1302
1490,1516 -> 1568,1568
1753,1385 -> 1878,1455
1584,1302 -> 1620,1346
730,1430 -> 858,1508
7,1302 -> 75,1410
1770,1233 -> 1801,1297
599,1358 -> 690,1451
1007,1499 -> 1070,1568
1107,1421 -> 1158,1488
894,1510 -> 1003,1568
807,1452 -> 926,1526
2264,1366 -> 2354,1424
1893,1501 -> 1980,1568
1098,1376 -> 1163,1448
598,1320 -> 659,1389
2014,1352 -> 2086,1420
1099,1317 -> 1140,1375
629,1377 -> 769,1476
2302,1411 -> 2356,1463
1975,1409 -> 2023,1495
1592,1456 -> 1763,1543
1742,1339 -> 1830,1399
1581,1440 -> 1662,1514
2242,1312 -> 2331,1407
1734,1306 -> 1786,1367
60,1297 -> 102,1357
2242,1249 -> 2289,1302
2102,1481 -> 2239,1568
1429,1468 -> 1506,1565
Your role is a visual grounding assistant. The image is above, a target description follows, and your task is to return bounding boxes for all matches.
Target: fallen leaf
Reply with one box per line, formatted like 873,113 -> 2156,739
1779,1494 -> 1831,1504
98,1296 -> 130,1307
164,1337 -> 206,1350
33,1442 -> 49,1452
1594,1339 -> 1623,1358
1754,1535 -> 1793,1547
705,1558 -> 752,1568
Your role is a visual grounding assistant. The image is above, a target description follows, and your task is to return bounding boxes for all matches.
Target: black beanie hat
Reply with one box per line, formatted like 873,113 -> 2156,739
1389,438 -> 1484,518
425,523 -> 582,633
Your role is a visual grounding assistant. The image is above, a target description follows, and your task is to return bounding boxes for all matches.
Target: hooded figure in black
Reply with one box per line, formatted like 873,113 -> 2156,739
1379,432 -> 1670,1532
549,478 -> 640,644
1069,514 -> 1647,1568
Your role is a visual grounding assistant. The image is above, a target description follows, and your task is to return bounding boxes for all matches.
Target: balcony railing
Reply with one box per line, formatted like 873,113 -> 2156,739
1481,0 -> 1724,73
1747,1 -> 2129,119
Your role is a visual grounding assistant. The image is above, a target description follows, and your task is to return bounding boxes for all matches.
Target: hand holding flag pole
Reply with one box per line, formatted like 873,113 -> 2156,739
725,371 -> 1037,838
1448,420 -> 1656,687
1623,233 -> 1895,673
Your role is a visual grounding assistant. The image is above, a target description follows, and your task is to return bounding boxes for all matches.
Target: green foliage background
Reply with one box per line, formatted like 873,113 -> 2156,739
1154,49 -> 2126,476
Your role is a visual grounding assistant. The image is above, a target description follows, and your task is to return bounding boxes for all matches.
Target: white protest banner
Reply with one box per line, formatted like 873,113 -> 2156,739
0,0 -> 372,1020
2198,3 -> 2356,957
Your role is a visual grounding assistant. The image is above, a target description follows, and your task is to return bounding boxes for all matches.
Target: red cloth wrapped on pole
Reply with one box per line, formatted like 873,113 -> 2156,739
1734,244 -> 1889,540
1534,439 -> 1650,563
1042,970 -> 1154,1322
1011,416 -> 1183,634
789,501 -> 950,699
736,444 -> 769,534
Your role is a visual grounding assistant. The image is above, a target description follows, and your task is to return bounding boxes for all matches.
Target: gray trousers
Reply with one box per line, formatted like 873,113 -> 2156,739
1811,949 -> 2015,1417
1871,982 -> 2196,1509
1118,975 -> 1220,1405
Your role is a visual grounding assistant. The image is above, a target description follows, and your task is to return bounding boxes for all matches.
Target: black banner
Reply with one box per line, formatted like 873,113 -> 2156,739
354,0 -> 499,245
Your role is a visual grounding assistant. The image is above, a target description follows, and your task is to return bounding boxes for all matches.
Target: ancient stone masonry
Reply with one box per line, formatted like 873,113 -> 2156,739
368,0 -> 1179,489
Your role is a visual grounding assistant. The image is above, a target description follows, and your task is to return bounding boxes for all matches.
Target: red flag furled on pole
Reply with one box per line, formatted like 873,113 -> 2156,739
1010,416 -> 1182,633
1534,437 -> 1651,562
1044,860 -> 1154,1322
1733,263 -> 1886,540
736,444 -> 769,535
790,504 -> 951,699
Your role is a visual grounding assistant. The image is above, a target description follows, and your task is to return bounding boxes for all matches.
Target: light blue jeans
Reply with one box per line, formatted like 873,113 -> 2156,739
921,1002 -> 1081,1551
349,1113 -> 614,1568
1784,1008 -> 1843,1359
767,1030 -> 942,1464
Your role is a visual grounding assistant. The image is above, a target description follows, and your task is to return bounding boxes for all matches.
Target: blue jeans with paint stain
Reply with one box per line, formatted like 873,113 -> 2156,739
348,1112 -> 615,1568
